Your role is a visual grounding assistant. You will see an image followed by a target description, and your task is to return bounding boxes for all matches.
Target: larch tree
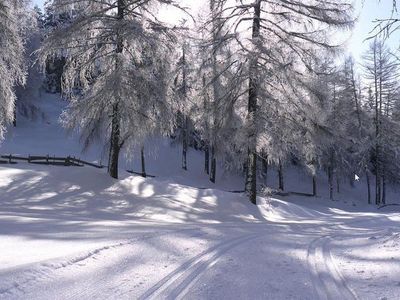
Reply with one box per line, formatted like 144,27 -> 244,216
363,39 -> 400,204
195,0 -> 244,183
172,41 -> 194,171
15,7 -> 41,124
0,0 -> 31,138
209,0 -> 353,204
39,0 -> 182,179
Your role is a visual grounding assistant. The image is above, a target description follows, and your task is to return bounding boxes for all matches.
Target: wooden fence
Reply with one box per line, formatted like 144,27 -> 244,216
0,154 -> 104,168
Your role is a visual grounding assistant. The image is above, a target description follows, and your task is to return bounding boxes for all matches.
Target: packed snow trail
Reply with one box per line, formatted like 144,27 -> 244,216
139,233 -> 263,300
308,235 -> 358,300
1,124 -> 400,299
0,201 -> 398,300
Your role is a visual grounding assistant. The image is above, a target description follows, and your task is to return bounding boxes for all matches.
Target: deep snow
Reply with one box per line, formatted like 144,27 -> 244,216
0,94 -> 399,299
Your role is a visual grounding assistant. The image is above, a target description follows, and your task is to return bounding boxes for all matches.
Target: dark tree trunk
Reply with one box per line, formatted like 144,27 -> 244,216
312,174 -> 317,196
141,146 -> 146,178
328,150 -> 334,200
13,107 -> 16,127
366,170 -> 371,204
374,48 -> 381,206
375,163 -> 381,205
336,175 -> 340,194
108,103 -> 120,179
245,0 -> 261,205
328,167 -> 333,200
350,62 -> 362,128
108,0 -> 124,179
246,152 -> 257,204
349,174 -> 355,188
262,154 -> 268,185
204,144 -> 210,175
210,145 -> 216,183
182,116 -> 188,171
382,174 -> 386,205
278,159 -> 284,191
181,45 -> 188,171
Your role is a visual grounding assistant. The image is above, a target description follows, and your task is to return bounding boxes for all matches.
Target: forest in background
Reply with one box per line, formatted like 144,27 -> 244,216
2,0 -> 400,206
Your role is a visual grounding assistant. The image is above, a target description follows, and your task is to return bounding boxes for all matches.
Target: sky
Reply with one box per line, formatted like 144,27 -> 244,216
348,0 -> 398,60
32,0 -> 398,62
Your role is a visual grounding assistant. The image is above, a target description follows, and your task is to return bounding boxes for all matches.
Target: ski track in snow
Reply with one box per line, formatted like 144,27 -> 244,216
307,235 -> 358,300
0,227 -> 203,299
138,233 -> 259,300
1,220 -> 396,299
306,227 -> 395,300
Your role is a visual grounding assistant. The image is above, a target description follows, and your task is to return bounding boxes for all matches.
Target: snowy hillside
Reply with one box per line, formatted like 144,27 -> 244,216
0,94 -> 399,299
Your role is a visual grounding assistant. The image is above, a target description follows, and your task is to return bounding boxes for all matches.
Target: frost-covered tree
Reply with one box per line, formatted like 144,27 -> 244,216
208,0 -> 353,204
171,42 -> 195,171
363,39 -> 400,204
195,0 -> 244,183
15,7 -> 42,124
0,0 -> 31,137
39,0 -> 181,179
41,5 -> 73,93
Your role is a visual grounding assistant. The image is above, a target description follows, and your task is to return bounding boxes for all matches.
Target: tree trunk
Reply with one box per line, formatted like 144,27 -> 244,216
366,170 -> 371,204
108,0 -> 124,179
350,61 -> 362,128
374,45 -> 381,205
328,167 -> 333,200
246,152 -> 257,204
278,159 -> 284,191
13,107 -> 16,127
182,116 -> 188,171
312,174 -> 317,196
336,175 -> 340,194
382,174 -> 386,205
245,0 -> 261,205
210,145 -> 216,183
375,167 -> 381,205
204,143 -> 209,175
328,150 -> 334,200
141,146 -> 146,178
181,44 -> 188,171
262,154 -> 268,185
209,3 -> 220,185
349,174 -> 355,188
108,103 -> 120,179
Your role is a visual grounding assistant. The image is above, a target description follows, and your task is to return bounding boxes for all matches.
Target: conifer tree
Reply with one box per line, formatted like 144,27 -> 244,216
208,0 -> 353,204
0,0 -> 31,138
39,0 -> 181,178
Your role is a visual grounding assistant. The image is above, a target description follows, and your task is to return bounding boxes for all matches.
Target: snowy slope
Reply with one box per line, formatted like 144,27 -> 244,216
0,94 -> 399,299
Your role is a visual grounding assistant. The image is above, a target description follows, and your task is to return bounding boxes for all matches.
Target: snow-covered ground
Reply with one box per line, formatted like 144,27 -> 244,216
0,94 -> 399,299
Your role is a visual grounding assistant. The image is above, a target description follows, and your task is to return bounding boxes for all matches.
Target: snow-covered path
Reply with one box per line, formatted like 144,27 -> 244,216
1,221 -> 398,299
0,163 -> 398,300
0,94 -> 399,299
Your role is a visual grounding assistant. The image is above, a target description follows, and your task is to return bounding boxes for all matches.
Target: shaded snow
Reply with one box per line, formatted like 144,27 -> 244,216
0,94 -> 399,299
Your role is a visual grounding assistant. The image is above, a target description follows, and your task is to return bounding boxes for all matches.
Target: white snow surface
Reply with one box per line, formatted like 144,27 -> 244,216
0,94 -> 399,299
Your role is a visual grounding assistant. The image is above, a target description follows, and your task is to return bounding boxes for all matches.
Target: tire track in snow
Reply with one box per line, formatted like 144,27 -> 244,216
138,233 -> 259,300
307,235 -> 358,300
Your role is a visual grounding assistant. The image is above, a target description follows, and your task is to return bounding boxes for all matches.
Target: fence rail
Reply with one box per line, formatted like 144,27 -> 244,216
0,154 -> 104,169
126,170 -> 156,178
